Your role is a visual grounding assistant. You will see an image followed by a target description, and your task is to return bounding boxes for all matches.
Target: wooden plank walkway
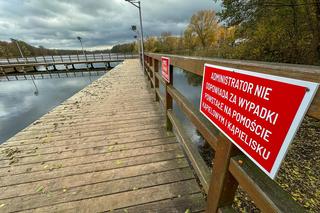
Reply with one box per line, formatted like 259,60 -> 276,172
0,59 -> 205,212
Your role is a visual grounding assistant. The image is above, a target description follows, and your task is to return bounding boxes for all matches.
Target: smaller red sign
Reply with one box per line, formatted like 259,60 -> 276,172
161,57 -> 170,83
200,64 -> 318,179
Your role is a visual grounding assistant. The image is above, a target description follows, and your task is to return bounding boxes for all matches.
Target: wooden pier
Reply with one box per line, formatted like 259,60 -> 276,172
0,59 -> 205,212
0,53 -> 138,81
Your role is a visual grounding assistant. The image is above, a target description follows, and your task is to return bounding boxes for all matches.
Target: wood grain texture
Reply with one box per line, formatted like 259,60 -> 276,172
0,59 -> 205,212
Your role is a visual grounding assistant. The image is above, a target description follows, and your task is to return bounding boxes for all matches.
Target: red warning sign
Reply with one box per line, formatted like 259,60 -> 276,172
161,57 -> 170,83
200,64 -> 318,179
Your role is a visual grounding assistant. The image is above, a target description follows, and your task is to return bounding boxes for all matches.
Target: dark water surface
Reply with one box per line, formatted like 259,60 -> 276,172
0,73 -> 102,143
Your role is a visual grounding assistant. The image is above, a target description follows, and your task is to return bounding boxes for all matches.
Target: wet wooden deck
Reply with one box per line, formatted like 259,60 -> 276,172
0,59 -> 205,212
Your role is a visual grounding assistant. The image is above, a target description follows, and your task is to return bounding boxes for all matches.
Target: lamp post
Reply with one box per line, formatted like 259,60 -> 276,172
134,35 -> 140,58
10,38 -> 25,63
125,0 -> 145,72
131,25 -> 141,63
10,38 -> 39,95
77,36 -> 88,61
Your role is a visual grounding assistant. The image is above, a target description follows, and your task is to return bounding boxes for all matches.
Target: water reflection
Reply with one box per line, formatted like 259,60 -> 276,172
0,72 -> 102,143
158,64 -> 214,166
173,67 -> 215,166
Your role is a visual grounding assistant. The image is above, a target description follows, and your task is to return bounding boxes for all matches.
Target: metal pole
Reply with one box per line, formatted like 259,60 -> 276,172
13,40 -> 25,63
135,32 -> 141,61
125,1 -> 145,72
79,39 -> 87,61
31,76 -> 39,95
138,1 -> 145,73
12,39 -> 39,95
77,37 -> 88,70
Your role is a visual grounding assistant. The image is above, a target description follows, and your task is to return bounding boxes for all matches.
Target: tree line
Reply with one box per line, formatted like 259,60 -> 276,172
136,0 -> 320,65
0,40 -> 115,58
0,39 -> 136,58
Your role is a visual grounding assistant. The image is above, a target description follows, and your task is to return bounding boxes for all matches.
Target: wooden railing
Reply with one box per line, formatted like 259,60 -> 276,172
143,53 -> 320,212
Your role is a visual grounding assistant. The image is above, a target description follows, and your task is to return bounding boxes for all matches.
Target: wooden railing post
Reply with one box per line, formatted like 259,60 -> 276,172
165,65 -> 173,132
153,59 -> 159,102
149,57 -> 153,84
145,56 -> 153,88
207,135 -> 240,212
144,55 -> 148,74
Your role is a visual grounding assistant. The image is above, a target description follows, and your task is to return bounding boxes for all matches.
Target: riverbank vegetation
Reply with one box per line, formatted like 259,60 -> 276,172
0,40 -> 115,58
123,0 -> 320,65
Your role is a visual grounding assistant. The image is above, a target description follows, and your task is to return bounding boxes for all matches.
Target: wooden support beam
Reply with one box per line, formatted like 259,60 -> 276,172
153,59 -> 159,102
165,65 -> 173,132
207,137 -> 240,212
1,67 -> 10,81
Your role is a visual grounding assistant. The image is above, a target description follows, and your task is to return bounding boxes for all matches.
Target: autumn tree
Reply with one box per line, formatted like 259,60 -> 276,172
158,32 -> 179,53
217,0 -> 320,64
183,26 -> 197,52
144,36 -> 159,52
187,10 -> 218,49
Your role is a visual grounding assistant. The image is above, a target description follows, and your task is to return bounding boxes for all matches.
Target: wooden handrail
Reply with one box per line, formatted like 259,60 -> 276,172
143,53 -> 312,212
146,53 -> 320,120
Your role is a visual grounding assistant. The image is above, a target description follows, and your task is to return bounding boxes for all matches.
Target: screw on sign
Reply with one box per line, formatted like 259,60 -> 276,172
200,64 -> 319,179
161,57 -> 170,83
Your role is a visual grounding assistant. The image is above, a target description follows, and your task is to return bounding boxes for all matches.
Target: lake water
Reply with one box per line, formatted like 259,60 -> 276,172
0,72 -> 104,143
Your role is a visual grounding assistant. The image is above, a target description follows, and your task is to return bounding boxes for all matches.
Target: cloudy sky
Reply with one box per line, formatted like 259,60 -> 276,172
0,0 -> 221,50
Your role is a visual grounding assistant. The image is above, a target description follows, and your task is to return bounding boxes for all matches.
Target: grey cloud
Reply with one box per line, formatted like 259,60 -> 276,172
0,0 -> 221,49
